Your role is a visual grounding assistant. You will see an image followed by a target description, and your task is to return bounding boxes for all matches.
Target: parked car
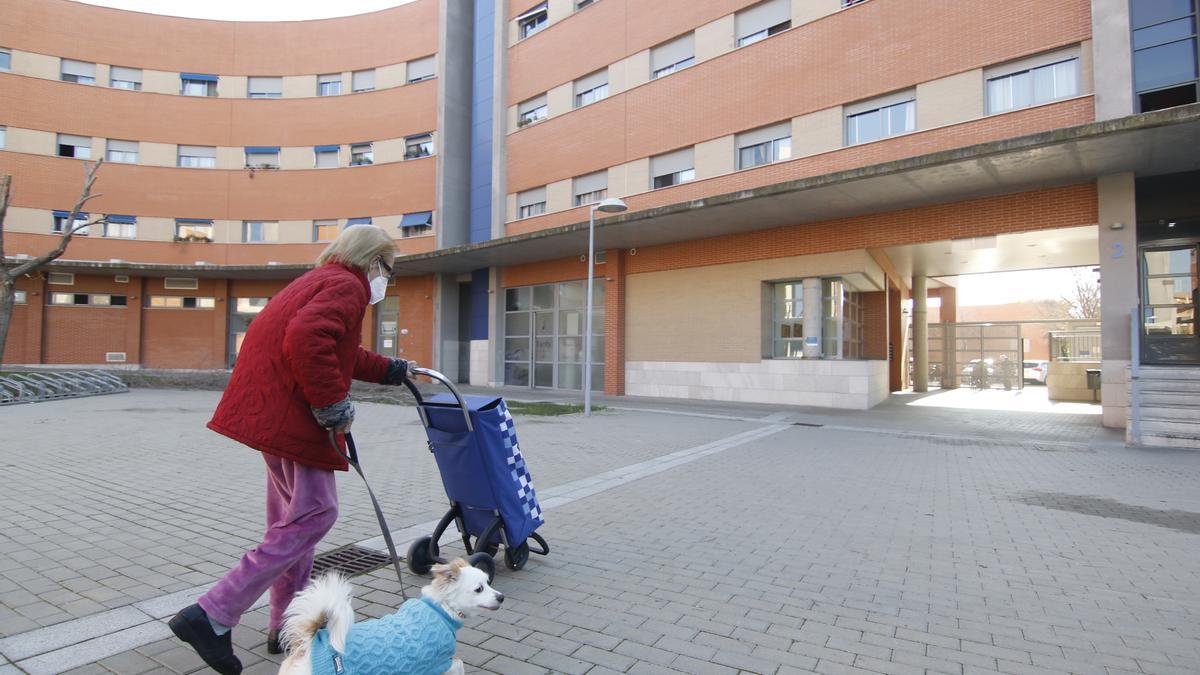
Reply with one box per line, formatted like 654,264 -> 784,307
1023,359 -> 1049,384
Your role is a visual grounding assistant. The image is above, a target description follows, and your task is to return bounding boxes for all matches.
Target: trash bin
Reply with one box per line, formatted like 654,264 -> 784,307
1085,368 -> 1101,402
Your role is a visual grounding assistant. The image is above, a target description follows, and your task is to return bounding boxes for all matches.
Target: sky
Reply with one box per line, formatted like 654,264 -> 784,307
954,267 -> 1096,306
78,0 -> 414,21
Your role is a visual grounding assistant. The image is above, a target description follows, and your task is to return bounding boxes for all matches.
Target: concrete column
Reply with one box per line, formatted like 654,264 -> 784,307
489,267 -> 505,387
802,278 -> 822,359
434,274 -> 461,382
913,274 -> 929,392
1091,0 -> 1135,120
1098,173 -> 1138,430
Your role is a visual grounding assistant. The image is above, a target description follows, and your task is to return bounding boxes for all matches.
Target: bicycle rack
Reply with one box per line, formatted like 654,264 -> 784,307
0,369 -> 129,405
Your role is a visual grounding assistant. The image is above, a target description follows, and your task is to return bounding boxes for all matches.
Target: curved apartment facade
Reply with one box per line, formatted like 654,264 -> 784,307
4,0 -> 1200,446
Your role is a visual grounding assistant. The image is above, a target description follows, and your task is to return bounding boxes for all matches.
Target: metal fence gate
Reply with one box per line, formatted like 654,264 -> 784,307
915,322 -> 1025,390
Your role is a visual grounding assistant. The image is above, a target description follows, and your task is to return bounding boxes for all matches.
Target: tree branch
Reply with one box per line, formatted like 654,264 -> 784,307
0,175 -> 10,281
7,160 -> 106,279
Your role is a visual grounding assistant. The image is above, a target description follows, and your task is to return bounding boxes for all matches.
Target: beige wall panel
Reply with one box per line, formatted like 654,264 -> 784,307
5,207 -> 48,234
138,216 -> 175,242
548,0 -> 573,23
94,64 -> 110,87
1092,0 -> 1134,119
916,69 -> 984,130
621,50 -> 651,91
217,146 -> 244,170
138,141 -> 177,167
6,128 -> 56,155
374,214 -> 402,231
218,75 -> 247,98
279,146 -> 313,170
507,104 -> 519,134
14,51 -> 59,80
695,134 -> 735,180
622,157 -> 650,195
373,138 -> 405,164
140,69 -> 178,95
627,250 -> 876,363
547,82 -> 573,117
695,15 -> 735,64
791,106 -> 843,157
605,62 -> 626,97
283,74 -> 317,98
605,163 -> 629,199
793,0 -> 842,26
211,220 -> 240,245
546,178 -> 573,213
277,220 -> 313,244
506,193 -> 517,222
508,20 -> 520,47
376,63 -> 407,90
1079,38 -> 1095,96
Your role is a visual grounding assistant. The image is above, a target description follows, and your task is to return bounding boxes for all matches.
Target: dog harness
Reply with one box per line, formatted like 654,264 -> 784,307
309,597 -> 463,675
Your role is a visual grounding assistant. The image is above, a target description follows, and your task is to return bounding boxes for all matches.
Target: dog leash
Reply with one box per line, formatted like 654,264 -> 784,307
328,430 -> 409,595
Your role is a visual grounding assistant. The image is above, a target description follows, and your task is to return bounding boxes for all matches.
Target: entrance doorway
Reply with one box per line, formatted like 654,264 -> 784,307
375,296 -> 399,357
1140,243 -> 1199,363
503,280 -> 604,390
919,322 -> 1024,390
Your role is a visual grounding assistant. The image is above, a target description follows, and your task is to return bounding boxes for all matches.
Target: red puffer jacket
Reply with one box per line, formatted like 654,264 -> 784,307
208,262 -> 392,470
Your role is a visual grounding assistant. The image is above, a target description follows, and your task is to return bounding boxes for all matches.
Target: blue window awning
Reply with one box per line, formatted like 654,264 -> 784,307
176,218 -> 213,224
245,146 -> 280,154
314,145 -> 339,153
181,73 -> 218,82
400,211 -> 433,228
106,214 -> 137,224
52,210 -> 88,219
347,217 -> 373,226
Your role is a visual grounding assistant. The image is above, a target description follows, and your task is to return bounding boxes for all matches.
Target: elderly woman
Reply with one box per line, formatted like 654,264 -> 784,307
169,225 -> 412,674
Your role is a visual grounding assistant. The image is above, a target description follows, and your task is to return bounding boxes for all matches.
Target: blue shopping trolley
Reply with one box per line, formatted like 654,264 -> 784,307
403,368 -> 549,581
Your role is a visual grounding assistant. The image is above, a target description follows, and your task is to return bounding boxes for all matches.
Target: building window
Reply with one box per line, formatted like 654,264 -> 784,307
148,296 -> 215,309
102,215 -> 136,239
313,220 -> 340,242
175,219 -> 213,242
0,48 -> 10,71
317,73 -> 342,96
110,66 -> 142,90
773,282 -> 805,358
574,70 -> 609,108
573,171 -> 608,206
737,122 -> 792,169
517,95 -> 548,127
13,290 -> 26,304
245,147 -> 280,169
651,34 -> 695,79
47,272 -> 75,285
517,3 -> 548,39
650,147 -> 695,189
503,281 -> 604,389
517,187 -> 547,218
178,145 -> 217,168
314,145 -> 339,168
60,59 -> 96,84
247,76 -> 283,98
352,69 -> 375,93
407,56 -> 436,83
106,139 -> 138,164
842,0 -> 869,6
181,73 -> 218,96
52,211 -> 90,236
346,217 -> 373,228
350,142 -> 374,166
400,211 -> 434,237
0,126 -> 6,150
736,0 -> 791,47
236,297 -> 269,313
986,54 -> 1080,115
57,134 -> 92,159
243,221 -> 279,243
50,293 -> 128,307
1132,0 -> 1199,112
576,0 -> 595,8
405,134 -> 433,159
822,279 -> 863,359
845,94 -> 916,145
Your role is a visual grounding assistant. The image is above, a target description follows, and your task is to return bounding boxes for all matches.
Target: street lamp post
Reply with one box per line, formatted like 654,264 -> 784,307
585,197 -> 627,416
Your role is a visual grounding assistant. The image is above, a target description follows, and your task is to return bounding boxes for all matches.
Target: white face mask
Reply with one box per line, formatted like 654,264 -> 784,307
369,261 -> 388,305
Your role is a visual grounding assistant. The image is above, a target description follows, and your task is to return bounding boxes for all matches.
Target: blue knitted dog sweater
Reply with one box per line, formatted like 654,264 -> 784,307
309,597 -> 463,675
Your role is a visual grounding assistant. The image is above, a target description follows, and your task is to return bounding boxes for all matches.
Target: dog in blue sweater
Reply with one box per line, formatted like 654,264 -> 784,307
278,559 -> 503,675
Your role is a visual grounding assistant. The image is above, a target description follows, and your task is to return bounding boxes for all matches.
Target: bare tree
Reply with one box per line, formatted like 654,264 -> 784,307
1,160 -> 109,365
1063,268 -> 1101,320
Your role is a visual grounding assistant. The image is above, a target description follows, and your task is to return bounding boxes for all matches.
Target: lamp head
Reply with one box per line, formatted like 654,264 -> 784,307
594,197 -> 627,213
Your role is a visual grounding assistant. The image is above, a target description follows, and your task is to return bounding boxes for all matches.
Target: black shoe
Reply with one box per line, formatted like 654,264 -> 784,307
266,628 -> 283,655
168,604 -> 243,675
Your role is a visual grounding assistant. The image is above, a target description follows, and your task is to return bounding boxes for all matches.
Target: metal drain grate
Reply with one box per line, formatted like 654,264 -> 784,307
310,545 -> 394,578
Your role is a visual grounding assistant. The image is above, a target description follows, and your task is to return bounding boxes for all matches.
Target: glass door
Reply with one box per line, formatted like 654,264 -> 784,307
1141,244 -> 1200,363
375,296 -> 400,357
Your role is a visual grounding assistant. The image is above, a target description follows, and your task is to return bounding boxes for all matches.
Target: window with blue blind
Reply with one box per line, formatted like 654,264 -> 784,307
400,211 -> 433,238
52,210 -> 90,236
102,215 -> 137,239
181,73 -> 218,97
347,217 -> 373,226
245,146 -> 280,168
176,219 -> 214,242
314,145 -> 339,168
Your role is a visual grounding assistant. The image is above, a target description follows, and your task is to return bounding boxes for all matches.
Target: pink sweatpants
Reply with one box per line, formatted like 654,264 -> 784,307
198,453 -> 338,629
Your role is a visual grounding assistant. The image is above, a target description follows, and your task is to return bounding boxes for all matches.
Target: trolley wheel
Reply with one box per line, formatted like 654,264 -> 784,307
467,552 -> 496,583
481,541 -> 500,558
407,536 -> 438,575
504,542 -> 530,571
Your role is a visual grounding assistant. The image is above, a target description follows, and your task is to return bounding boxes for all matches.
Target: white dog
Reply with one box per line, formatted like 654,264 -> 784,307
278,559 -> 503,675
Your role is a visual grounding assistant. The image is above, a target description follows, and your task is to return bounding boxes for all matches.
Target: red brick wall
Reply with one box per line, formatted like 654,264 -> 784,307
501,255 -> 598,288
392,276 -> 435,368
862,291 -> 887,361
141,277 -> 228,368
2,276 -> 45,364
603,249 -> 626,395
40,274 -> 138,364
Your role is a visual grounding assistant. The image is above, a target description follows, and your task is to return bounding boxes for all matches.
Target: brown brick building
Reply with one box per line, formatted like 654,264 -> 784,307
2,0 -> 1199,442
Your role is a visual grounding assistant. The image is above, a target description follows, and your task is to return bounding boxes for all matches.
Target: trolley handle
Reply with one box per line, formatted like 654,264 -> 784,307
404,366 -> 474,432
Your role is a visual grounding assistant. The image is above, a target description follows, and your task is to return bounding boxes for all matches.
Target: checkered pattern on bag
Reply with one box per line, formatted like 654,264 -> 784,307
499,403 -> 543,523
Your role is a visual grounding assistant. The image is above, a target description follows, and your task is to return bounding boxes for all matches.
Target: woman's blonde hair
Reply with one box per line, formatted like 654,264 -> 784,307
316,224 -> 396,271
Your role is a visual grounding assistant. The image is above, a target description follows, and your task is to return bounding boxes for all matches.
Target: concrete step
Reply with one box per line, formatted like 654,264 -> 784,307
1140,392 -> 1200,408
1139,378 -> 1200,393
1140,417 -> 1200,437
1139,366 -> 1200,381
1140,431 -> 1200,449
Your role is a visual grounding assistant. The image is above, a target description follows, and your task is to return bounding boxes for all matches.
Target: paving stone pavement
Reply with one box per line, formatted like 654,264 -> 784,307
2,388 -> 1199,674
